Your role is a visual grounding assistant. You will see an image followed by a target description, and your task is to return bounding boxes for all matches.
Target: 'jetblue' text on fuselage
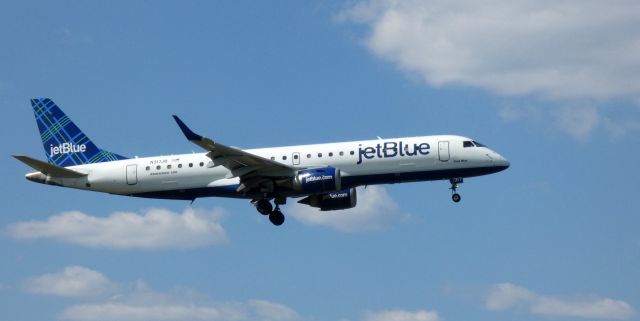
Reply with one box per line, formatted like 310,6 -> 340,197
357,141 -> 430,164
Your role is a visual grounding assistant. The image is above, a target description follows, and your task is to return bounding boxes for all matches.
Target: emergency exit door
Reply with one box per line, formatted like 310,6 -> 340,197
126,164 -> 137,185
438,141 -> 450,162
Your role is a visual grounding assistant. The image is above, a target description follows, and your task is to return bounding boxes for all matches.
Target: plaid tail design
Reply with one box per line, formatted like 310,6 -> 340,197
31,98 -> 128,167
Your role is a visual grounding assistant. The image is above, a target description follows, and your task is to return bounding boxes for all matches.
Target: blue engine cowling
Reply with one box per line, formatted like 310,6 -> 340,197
293,167 -> 341,193
297,188 -> 357,211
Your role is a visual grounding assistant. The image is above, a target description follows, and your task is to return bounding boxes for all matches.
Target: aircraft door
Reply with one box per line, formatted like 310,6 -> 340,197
292,152 -> 300,166
438,141 -> 450,162
126,164 -> 137,185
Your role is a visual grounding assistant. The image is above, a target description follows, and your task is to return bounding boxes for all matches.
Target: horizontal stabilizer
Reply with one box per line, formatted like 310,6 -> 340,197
13,155 -> 87,178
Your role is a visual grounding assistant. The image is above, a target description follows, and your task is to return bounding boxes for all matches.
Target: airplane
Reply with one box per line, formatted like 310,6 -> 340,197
14,98 -> 509,226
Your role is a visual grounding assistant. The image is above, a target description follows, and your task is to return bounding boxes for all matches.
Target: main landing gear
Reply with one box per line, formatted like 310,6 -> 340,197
449,177 -> 463,203
253,197 -> 286,226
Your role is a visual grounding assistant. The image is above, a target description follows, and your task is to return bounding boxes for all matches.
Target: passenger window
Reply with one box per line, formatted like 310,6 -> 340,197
339,151 -> 344,156
145,166 -> 150,171
167,165 -> 172,169
178,164 -> 182,168
156,165 -> 161,170
270,156 -> 275,161
294,154 -> 299,159
318,153 -> 323,157
329,152 -> 333,157
282,156 -> 287,160
350,151 -> 355,155
199,162 -> 204,167
463,141 -> 474,148
189,163 -> 193,167
307,154 -> 311,158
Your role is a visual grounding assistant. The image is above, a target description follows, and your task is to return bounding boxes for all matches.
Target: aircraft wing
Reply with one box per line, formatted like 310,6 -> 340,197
173,116 -> 296,193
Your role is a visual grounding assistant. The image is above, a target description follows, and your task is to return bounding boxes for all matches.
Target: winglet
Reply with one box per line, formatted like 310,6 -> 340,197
172,115 -> 203,141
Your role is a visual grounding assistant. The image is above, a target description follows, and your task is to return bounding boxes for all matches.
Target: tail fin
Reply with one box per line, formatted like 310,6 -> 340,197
31,98 -> 128,167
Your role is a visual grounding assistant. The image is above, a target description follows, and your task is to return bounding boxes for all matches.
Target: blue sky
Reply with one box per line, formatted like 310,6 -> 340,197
1,1 -> 639,321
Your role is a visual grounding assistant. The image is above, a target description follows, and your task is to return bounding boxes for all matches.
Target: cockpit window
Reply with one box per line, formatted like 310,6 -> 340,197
463,141 -> 475,148
472,141 -> 486,147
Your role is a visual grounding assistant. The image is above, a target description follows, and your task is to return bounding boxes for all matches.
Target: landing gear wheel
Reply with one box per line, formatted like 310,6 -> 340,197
256,199 -> 273,215
269,210 -> 285,226
449,178 -> 463,203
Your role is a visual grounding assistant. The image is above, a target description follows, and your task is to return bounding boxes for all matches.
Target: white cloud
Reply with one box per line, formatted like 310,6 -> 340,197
601,116 -> 640,138
553,106 -> 601,141
498,105 -> 539,123
7,207 -> 227,249
340,0 -> 640,101
20,266 -> 300,321
248,300 -> 301,321
533,297 -> 636,319
25,267 -> 439,321
364,309 -> 442,321
289,186 -> 406,232
499,103 -> 640,140
341,0 -> 640,140
486,283 -> 635,319
58,281 -> 300,321
60,303 -> 226,321
485,283 -> 536,310
24,266 -> 114,297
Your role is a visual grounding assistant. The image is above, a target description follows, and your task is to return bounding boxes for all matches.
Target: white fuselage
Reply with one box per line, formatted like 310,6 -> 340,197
30,135 -> 509,200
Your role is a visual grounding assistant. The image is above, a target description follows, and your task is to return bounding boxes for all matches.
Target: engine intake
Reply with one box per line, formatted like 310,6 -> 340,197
298,188 -> 357,211
293,167 -> 341,193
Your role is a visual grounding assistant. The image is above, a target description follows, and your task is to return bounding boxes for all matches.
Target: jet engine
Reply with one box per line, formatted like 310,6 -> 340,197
292,167 -> 341,193
298,188 -> 357,211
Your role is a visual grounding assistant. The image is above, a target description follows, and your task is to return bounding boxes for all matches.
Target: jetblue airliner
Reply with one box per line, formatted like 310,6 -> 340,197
14,98 -> 509,226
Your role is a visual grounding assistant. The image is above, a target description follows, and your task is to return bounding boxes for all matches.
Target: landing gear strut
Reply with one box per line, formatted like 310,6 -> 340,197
252,197 -> 286,226
449,177 -> 463,203
269,196 -> 286,226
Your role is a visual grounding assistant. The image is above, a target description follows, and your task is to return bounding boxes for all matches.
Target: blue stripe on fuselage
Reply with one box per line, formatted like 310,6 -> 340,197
129,165 -> 508,201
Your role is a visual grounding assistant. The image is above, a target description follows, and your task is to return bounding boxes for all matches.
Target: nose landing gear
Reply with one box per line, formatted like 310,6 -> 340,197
449,177 -> 463,203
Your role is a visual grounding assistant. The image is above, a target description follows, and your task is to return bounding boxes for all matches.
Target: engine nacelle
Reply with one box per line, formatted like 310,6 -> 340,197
293,167 -> 341,193
298,188 -> 357,211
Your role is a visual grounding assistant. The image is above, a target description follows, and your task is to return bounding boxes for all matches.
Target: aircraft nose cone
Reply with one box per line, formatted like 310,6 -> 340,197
494,154 -> 510,169
487,149 -> 509,170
